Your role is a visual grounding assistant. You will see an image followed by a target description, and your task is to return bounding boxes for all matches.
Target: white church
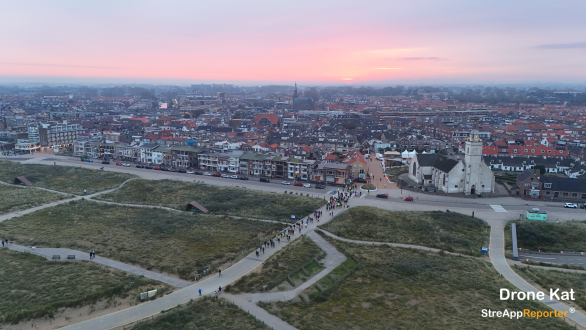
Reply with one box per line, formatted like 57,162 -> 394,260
408,130 -> 495,195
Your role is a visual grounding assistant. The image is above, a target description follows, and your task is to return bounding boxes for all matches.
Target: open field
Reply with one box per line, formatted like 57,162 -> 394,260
514,265 -> 586,312
320,206 -> 490,256
0,249 -> 156,325
385,166 -> 408,182
131,297 -> 270,330
259,240 -> 574,330
0,160 -> 135,194
505,220 -> 586,252
229,236 -> 325,294
95,179 -> 325,221
0,200 -> 284,280
0,185 -> 70,215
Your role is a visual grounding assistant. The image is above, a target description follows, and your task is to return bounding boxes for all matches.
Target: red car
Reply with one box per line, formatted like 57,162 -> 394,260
403,196 -> 414,201
212,173 -> 221,177
115,162 -> 122,166
294,182 -> 302,186
153,166 -> 161,170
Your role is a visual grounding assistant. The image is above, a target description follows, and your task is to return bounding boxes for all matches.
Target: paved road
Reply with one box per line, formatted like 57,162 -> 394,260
518,251 -> 586,267
5,154 -> 586,328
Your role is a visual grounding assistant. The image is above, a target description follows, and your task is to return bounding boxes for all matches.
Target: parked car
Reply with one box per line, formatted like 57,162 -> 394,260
169,168 -> 178,172
294,182 -> 302,186
193,171 -> 203,175
186,170 -> 194,174
116,162 -> 122,166
101,161 -> 110,164
564,203 -> 578,208
260,177 -> 270,183
153,166 -> 161,170
230,175 -> 239,179
86,159 -> 93,162
204,172 -> 212,176
177,169 -> 187,173
160,167 -> 169,171
303,183 -> 312,188
145,165 -> 153,169
122,163 -> 130,167
136,165 -> 144,168
315,184 -> 325,189
212,173 -> 221,177
376,194 -> 389,198
580,203 -> 586,209
239,176 -> 249,180
221,174 -> 230,178
354,178 -> 367,183
282,181 -> 291,185
420,187 -> 427,192
403,196 -> 414,201
428,188 -> 436,193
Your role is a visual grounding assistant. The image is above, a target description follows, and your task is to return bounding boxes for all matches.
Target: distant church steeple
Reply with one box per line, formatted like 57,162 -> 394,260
293,82 -> 298,99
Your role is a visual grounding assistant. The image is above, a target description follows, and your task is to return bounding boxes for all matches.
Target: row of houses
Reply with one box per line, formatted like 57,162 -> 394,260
516,169 -> 586,201
484,156 -> 586,178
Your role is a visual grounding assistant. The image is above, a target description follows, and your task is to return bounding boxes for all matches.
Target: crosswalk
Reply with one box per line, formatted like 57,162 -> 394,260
490,205 -> 507,212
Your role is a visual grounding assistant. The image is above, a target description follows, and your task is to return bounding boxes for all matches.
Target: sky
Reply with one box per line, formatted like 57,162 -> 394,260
1,0 -> 585,85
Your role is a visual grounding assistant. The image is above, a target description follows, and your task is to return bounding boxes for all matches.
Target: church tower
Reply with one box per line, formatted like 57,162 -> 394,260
464,129 -> 483,195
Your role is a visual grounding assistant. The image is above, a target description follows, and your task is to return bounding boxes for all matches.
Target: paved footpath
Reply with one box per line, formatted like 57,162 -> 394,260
224,294 -> 298,330
7,244 -> 192,288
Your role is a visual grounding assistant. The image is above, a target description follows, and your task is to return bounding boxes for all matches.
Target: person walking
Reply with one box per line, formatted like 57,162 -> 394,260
199,288 -> 202,296
256,250 -> 259,257
218,269 -> 222,277
218,286 -> 222,294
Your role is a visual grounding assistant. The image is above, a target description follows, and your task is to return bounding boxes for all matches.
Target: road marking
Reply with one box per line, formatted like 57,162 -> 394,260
360,194 -> 366,199
519,255 -> 556,259
490,205 -> 507,212
327,190 -> 335,195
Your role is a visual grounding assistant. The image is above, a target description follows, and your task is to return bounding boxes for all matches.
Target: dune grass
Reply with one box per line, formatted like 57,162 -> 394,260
385,166 -> 408,182
505,220 -> 586,253
259,240 -> 574,330
0,200 -> 284,280
0,249 -> 156,325
0,160 -> 135,194
229,236 -> 325,294
514,265 -> 586,311
0,185 -> 70,215
95,179 -> 325,221
131,297 -> 270,330
320,206 -> 490,256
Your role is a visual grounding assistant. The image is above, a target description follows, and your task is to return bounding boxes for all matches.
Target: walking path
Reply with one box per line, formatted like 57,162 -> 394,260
224,294 -> 298,330
506,259 -> 586,275
6,244 -> 192,288
0,179 -> 73,196
250,230 -> 346,303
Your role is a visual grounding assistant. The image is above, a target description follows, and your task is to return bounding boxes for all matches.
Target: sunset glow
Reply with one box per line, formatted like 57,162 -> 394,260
1,0 -> 585,84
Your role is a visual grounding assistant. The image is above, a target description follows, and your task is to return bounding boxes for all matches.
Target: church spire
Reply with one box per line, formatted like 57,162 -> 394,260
293,82 -> 298,99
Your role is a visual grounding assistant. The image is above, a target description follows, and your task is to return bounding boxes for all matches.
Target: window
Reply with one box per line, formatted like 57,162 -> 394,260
359,164 -> 362,167
582,194 -> 586,199
524,149 -> 528,152
531,149 -> 535,153
546,191 -> 550,195
514,149 -> 518,153
541,150 -> 544,153
455,185 -> 458,188
572,193 -> 578,197
563,192 -> 568,197
548,150 -> 551,153
544,183 -> 552,188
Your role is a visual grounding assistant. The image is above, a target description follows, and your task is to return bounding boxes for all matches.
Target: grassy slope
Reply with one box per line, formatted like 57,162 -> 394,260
260,241 -> 573,330
0,249 -> 156,325
0,200 -> 284,280
230,236 -> 324,294
0,160 -> 135,194
320,206 -> 490,256
131,297 -> 270,330
505,220 -> 586,252
385,166 -> 408,181
514,266 -> 586,311
0,185 -> 70,215
95,179 -> 325,221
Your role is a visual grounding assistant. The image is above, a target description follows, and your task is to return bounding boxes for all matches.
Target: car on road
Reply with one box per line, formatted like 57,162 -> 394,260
230,175 -> 239,179
101,161 -> 110,164
212,173 -> 221,177
260,177 -> 270,183
204,172 -> 212,176
169,168 -> 178,172
153,166 -> 161,170
239,176 -> 249,180
115,162 -> 122,166
122,163 -> 130,167
303,183 -> 312,188
136,165 -> 144,168
294,182 -> 302,186
282,181 -> 291,185
177,169 -> 187,173
376,194 -> 389,198
315,184 -> 325,189
160,167 -> 169,171
221,174 -> 230,178
564,203 -> 578,208
193,171 -> 203,175
86,159 -> 93,162
580,203 -> 586,209
145,165 -> 153,169
186,170 -> 194,174
403,196 -> 414,201
354,178 -> 367,183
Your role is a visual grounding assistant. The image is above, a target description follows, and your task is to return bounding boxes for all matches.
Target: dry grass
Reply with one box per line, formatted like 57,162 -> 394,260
95,179 -> 326,221
0,160 -> 135,194
505,220 -> 586,253
229,236 -> 324,294
0,200 -> 284,280
0,185 -> 70,215
0,249 -> 157,325
320,206 -> 490,256
131,297 -> 270,330
385,166 -> 408,182
259,240 -> 574,330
